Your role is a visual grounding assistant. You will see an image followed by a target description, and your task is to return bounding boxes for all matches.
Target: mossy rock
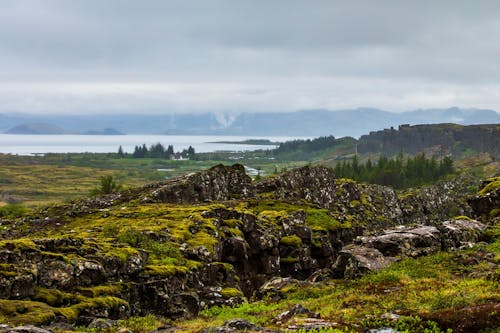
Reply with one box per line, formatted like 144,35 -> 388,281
280,235 -> 302,247
0,299 -> 56,326
225,227 -> 244,238
57,295 -> 129,322
34,287 -> 75,307
302,207 -> 345,231
220,287 -> 244,299
0,238 -> 38,251
258,209 -> 288,221
478,177 -> 500,195
222,219 -> 242,228
77,283 -> 124,298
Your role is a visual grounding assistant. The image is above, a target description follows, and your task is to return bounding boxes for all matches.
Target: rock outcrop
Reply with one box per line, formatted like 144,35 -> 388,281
143,164 -> 254,204
468,177 -> 500,219
333,218 -> 487,278
0,164 -> 490,327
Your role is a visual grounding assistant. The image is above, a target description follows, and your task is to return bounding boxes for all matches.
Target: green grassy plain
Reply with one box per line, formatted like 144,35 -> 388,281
0,152 -> 306,207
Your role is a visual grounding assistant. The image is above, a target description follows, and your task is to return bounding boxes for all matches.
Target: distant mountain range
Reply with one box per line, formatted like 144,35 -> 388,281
4,122 -> 124,135
1,107 -> 499,137
5,123 -> 69,135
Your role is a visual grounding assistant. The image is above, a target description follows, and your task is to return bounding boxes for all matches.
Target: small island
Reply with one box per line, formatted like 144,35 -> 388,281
81,128 -> 124,135
5,123 -> 69,135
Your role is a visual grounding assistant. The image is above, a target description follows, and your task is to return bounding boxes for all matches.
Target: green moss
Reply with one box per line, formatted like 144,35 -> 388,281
34,288 -> 75,307
304,208 -> 343,232
222,219 -> 242,228
280,235 -> 302,247
117,227 -> 148,247
186,230 -> 218,252
0,264 -> 22,277
220,287 -> 244,299
57,296 -> 129,322
244,200 -> 294,215
478,177 -> 500,195
76,283 -> 123,297
0,238 -> 38,251
225,227 -> 244,238
350,200 -> 361,208
210,262 -> 235,275
453,215 -> 472,220
258,210 -> 288,221
0,300 -> 56,326
103,244 -> 141,262
147,241 -> 182,259
143,264 -> 190,276
102,223 -> 120,238
336,178 -> 356,183
490,209 -> 500,218
258,192 -> 275,199
281,257 -> 300,264
311,235 -> 324,248
360,194 -> 370,205
117,314 -> 170,332
0,270 -> 17,277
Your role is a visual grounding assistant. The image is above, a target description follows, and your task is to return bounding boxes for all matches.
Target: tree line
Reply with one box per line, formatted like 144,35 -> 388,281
275,135 -> 338,153
274,136 -> 357,160
117,143 -> 195,159
333,153 -> 454,189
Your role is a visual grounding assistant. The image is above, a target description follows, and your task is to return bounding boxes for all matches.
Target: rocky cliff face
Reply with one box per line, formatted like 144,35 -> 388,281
357,124 -> 500,158
0,164 -> 490,328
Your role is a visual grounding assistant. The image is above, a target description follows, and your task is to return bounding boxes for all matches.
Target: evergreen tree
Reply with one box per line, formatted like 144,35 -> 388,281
166,145 -> 175,158
132,145 -> 141,158
187,145 -> 195,158
334,154 -> 455,189
132,144 -> 148,158
149,143 -> 165,158
439,156 -> 454,175
91,175 -> 122,195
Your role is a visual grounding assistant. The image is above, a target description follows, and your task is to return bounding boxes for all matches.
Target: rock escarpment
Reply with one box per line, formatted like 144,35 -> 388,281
357,123 -> 500,159
0,164 -> 491,328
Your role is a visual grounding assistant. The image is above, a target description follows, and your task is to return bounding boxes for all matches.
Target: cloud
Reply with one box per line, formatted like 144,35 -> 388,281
1,0 -> 499,113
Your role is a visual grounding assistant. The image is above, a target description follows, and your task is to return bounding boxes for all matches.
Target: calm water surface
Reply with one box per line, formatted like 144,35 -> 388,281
0,134 -> 303,155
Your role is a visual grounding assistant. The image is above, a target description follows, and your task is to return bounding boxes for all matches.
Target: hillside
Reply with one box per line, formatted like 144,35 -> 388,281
358,123 -> 500,158
273,124 -> 500,164
0,165 -> 498,332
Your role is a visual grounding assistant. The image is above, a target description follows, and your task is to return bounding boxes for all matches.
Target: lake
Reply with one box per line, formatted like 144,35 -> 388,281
0,134 -> 304,155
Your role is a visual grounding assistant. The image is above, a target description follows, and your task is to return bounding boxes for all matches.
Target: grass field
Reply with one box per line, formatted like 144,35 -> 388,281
0,153 -> 306,207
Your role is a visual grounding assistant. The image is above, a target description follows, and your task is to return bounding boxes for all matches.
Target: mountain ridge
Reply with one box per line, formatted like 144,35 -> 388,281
1,107 -> 499,137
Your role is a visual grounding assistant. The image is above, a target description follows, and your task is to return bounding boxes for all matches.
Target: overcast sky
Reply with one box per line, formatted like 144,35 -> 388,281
1,0 -> 499,114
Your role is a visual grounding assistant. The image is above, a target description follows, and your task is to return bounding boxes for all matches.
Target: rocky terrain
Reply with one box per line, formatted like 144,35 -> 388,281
0,164 -> 498,332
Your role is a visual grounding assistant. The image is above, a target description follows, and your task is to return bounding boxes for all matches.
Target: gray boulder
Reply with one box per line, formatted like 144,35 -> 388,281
358,226 -> 441,258
440,218 -> 487,249
333,245 -> 395,278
